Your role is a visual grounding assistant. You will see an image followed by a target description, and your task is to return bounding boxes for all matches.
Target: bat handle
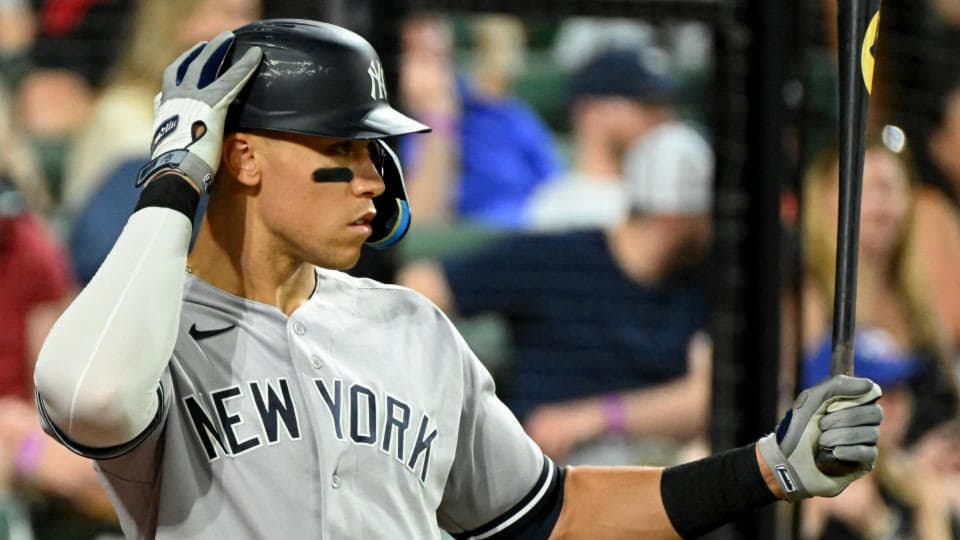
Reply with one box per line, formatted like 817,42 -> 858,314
815,382 -> 882,476
815,447 -> 863,476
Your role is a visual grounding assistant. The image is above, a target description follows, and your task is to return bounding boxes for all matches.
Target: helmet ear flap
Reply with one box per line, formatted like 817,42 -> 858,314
365,140 -> 411,249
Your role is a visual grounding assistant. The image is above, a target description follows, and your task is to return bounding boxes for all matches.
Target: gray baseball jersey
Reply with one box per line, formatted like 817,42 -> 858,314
40,268 -> 553,539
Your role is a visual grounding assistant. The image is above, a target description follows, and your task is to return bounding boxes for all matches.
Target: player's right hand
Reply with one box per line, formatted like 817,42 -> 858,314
757,375 -> 882,502
137,31 -> 262,192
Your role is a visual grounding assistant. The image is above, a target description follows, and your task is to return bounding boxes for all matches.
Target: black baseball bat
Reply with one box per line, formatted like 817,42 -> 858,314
816,0 -> 882,475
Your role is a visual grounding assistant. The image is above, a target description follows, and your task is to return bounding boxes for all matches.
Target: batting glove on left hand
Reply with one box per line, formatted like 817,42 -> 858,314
137,31 -> 262,192
758,374 -> 882,502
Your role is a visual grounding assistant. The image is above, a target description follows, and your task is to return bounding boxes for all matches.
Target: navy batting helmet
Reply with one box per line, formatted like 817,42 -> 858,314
218,19 -> 429,248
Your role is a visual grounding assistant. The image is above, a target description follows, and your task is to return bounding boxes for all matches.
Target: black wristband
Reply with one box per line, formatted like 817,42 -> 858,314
134,173 -> 201,223
660,443 -> 778,539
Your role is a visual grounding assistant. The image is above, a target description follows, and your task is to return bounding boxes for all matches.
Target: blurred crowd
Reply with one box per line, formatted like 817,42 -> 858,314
1,0 -> 960,538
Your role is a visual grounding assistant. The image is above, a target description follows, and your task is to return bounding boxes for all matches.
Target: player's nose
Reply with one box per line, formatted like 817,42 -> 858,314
351,164 -> 385,199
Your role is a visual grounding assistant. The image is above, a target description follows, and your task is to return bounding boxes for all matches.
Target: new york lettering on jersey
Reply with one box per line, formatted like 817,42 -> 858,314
89,270 -> 472,537
170,269 -> 459,486
181,376 -> 440,483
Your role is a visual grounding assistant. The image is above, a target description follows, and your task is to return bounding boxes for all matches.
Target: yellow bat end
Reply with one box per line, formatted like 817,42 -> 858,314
861,11 -> 881,94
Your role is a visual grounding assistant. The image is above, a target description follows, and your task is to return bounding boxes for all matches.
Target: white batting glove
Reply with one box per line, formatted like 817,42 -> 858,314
137,31 -> 262,192
758,375 -> 882,502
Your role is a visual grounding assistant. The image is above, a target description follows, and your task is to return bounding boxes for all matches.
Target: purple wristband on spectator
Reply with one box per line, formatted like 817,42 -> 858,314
15,430 -> 45,475
602,393 -> 627,435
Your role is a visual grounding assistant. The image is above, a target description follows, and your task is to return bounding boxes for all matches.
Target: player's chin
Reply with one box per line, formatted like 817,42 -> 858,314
336,250 -> 364,271
304,231 -> 368,270
322,242 -> 365,271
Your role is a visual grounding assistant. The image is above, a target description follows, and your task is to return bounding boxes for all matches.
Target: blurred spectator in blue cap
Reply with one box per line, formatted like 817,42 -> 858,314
525,47 -> 706,232
400,14 -> 559,229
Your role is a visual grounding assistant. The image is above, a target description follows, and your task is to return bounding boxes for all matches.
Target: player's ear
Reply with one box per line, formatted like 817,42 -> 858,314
221,132 -> 262,187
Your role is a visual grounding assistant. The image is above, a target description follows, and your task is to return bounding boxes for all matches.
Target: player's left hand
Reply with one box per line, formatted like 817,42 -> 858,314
138,31 -> 262,192
757,374 -> 882,502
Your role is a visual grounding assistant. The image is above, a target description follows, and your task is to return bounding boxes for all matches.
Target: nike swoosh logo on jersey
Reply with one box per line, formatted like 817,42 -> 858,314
189,323 -> 236,341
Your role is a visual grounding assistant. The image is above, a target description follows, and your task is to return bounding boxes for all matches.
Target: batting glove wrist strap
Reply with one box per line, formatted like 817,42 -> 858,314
136,150 -> 214,193
758,375 -> 882,502
140,31 -> 262,192
757,433 -> 805,502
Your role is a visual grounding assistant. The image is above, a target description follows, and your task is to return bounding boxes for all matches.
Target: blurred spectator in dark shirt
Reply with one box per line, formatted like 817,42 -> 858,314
526,48 -> 701,232
399,122 -> 712,463
400,14 -> 559,228
65,0 -> 260,285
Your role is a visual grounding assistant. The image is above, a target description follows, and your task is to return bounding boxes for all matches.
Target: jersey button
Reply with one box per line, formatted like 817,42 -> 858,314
292,322 -> 306,335
310,355 -> 323,369
331,474 -> 342,489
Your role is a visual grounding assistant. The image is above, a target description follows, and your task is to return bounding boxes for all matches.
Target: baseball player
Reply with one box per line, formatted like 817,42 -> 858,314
35,20 -> 882,539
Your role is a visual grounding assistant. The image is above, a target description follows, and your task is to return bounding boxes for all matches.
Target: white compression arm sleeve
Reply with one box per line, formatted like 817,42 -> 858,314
34,207 -> 191,448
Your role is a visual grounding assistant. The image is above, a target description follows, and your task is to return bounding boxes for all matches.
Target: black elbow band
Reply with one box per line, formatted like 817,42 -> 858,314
660,443 -> 777,538
134,174 -> 201,223
452,458 -> 565,540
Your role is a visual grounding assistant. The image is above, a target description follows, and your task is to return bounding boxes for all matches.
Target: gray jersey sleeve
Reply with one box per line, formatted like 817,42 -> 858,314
36,368 -> 173,467
34,207 -> 191,448
37,369 -> 173,538
437,330 -> 558,537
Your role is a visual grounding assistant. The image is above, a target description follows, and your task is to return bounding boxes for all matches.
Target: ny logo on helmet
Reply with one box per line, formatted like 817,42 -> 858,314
368,60 -> 387,100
